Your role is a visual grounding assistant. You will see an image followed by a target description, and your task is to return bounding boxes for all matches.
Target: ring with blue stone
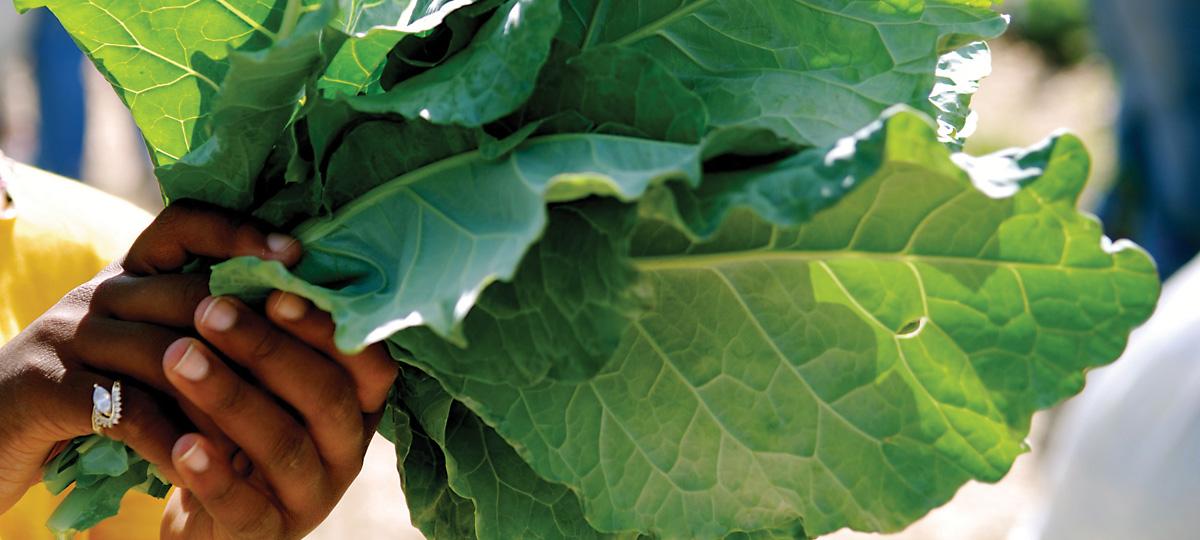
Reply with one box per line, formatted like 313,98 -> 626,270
91,381 -> 122,433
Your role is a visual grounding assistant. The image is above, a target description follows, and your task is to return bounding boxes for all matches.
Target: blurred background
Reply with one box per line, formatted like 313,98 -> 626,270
2,0 -> 1197,538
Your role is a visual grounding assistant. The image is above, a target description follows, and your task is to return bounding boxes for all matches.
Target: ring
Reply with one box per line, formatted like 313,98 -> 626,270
91,381 -> 123,433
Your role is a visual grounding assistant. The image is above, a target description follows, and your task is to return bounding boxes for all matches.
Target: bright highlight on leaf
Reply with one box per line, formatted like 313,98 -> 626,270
25,0 -> 1158,538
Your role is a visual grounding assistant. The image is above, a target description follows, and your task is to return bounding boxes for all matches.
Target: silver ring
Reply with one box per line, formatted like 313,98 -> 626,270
91,381 -> 123,433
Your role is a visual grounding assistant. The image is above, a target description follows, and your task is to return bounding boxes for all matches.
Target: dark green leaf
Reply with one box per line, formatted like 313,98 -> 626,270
349,0 -> 561,126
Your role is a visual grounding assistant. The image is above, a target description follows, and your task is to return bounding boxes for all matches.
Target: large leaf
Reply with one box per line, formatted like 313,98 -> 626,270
157,2 -> 335,209
389,375 -> 481,540
318,0 -> 488,97
16,0 -> 320,165
396,370 -> 622,540
557,0 -> 1007,148
518,44 -> 708,144
349,0 -> 560,125
391,199 -> 645,386
322,119 -> 478,209
402,110 -> 1159,537
210,134 -> 703,351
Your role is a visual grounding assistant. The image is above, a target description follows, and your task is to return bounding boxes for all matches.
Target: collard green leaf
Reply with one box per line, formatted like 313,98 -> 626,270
210,134 -> 703,351
557,0 -> 1007,148
41,437 -> 165,536
392,199 -> 645,385
932,41 -> 992,147
403,110 -> 1159,538
17,0 -> 319,165
349,0 -> 561,126
521,44 -> 708,144
319,0 -> 487,97
388,379 -> 480,540
396,369 -> 620,540
158,2 -> 335,209
323,119 -> 478,209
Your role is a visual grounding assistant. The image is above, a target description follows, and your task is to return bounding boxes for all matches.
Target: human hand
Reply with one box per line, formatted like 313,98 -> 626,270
159,292 -> 397,540
0,201 -> 301,511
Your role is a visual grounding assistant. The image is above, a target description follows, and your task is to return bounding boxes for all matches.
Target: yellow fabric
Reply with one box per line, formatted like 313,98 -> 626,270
0,161 -> 163,540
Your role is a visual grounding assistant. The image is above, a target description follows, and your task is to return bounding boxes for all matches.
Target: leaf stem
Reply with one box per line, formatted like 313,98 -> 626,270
278,0 -> 302,41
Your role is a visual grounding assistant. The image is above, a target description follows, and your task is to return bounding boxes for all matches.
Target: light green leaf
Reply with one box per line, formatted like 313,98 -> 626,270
404,110 -> 1159,537
558,0 -> 1007,148
210,134 -> 702,351
158,1 -> 335,209
20,0 -> 318,165
349,0 -> 561,126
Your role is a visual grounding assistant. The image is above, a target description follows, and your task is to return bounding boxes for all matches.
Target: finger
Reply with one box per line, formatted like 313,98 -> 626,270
162,338 -> 329,514
170,434 -> 286,539
267,291 -> 399,414
92,273 -> 212,328
194,297 -> 366,471
71,316 -> 181,392
58,372 -> 185,486
69,317 -> 238,458
123,200 -> 301,275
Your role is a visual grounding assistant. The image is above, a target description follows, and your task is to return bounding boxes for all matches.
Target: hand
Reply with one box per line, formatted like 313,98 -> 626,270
159,292 -> 397,540
0,201 -> 302,511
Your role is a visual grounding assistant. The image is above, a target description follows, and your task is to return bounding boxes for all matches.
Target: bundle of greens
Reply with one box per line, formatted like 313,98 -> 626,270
20,0 -> 1159,538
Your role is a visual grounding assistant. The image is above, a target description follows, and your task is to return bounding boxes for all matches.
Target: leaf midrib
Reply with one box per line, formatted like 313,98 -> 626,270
633,249 -> 1123,272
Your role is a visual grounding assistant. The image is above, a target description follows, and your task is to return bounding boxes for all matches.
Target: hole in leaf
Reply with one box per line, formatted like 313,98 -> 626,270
897,317 -> 927,338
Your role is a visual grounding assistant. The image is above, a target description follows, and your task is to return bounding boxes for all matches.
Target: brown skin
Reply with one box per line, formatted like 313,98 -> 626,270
0,201 -> 398,539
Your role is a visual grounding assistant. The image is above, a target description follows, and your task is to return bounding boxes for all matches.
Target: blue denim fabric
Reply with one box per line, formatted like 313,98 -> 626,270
31,8 -> 85,180
1093,0 -> 1200,277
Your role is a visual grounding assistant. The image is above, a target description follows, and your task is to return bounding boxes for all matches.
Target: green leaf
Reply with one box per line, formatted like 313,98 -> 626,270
349,0 -> 561,126
392,199 -> 645,385
322,119 -> 478,209
157,1 -> 335,209
318,0 -> 488,97
394,368 -> 627,540
20,0 -> 318,165
557,0 -> 1007,148
46,461 -> 156,537
932,41 -> 992,148
210,134 -> 702,351
402,110 -> 1159,537
520,44 -> 708,144
78,438 -> 130,477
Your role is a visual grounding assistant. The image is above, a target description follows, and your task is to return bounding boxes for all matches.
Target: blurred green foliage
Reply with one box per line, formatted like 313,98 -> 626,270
1007,0 -> 1093,66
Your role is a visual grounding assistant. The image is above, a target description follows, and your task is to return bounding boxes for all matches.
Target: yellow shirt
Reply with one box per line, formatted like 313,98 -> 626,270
0,159 -> 163,540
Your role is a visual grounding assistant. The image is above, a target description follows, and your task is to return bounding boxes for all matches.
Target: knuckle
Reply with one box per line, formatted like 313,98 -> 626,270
267,428 -> 312,474
248,330 -> 284,365
228,506 -> 277,539
323,383 -> 364,437
154,202 -> 194,231
212,378 -> 251,417
181,276 -> 212,305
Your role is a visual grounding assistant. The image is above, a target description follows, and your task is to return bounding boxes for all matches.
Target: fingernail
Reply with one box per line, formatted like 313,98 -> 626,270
266,233 -> 297,255
171,342 -> 209,382
199,297 -> 237,332
175,437 -> 209,474
272,292 -> 307,321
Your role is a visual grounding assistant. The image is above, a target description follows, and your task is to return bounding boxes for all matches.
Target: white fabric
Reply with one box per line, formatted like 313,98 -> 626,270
1026,257 -> 1200,539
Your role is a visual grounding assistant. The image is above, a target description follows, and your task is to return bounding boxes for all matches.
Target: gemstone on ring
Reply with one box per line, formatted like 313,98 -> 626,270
91,381 -> 122,432
93,386 -> 112,415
